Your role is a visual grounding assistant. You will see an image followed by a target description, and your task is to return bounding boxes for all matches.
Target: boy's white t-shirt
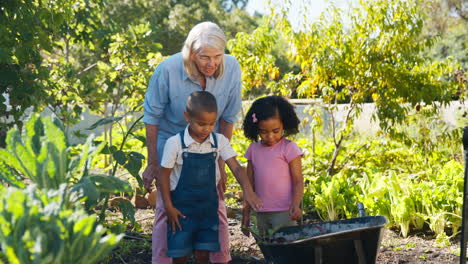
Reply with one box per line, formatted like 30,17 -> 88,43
160,126 -> 238,190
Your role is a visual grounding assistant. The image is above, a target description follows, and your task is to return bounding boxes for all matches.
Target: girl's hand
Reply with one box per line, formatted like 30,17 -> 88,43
241,206 -> 251,236
244,190 -> 262,211
166,206 -> 185,233
289,205 -> 302,221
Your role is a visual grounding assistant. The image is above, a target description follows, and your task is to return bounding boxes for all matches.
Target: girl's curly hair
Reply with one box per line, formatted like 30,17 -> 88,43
242,95 -> 300,142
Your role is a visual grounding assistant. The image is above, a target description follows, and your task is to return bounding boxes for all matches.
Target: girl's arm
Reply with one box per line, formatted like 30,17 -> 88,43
157,167 -> 185,233
225,157 -> 262,211
242,160 -> 255,236
289,156 -> 304,220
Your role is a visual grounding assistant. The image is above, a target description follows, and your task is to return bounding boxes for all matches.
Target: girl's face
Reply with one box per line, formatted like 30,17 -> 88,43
258,117 -> 283,147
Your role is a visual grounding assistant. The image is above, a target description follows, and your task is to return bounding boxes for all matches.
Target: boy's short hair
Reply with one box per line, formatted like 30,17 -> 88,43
186,91 -> 218,117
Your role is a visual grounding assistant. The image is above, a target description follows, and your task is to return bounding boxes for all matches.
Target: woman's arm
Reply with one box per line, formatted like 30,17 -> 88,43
143,124 -> 159,192
217,119 -> 234,193
289,156 -> 304,220
218,119 -> 234,140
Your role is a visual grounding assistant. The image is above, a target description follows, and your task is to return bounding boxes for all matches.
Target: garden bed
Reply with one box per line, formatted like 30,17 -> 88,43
102,208 -> 461,264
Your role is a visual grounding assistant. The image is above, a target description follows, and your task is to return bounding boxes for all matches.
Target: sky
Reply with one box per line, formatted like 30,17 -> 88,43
245,0 -> 352,30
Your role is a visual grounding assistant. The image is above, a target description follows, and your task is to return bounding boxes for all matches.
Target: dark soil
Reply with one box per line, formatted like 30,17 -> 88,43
103,208 -> 462,264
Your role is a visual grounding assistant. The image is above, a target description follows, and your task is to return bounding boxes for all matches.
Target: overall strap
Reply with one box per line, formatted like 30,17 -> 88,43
211,132 -> 218,149
179,130 -> 188,149
180,129 -> 217,149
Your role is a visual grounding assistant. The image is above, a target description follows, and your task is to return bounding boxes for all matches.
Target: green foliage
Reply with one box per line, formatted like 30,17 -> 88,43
0,184 -> 123,264
88,114 -> 146,189
255,0 -> 465,175
0,114 -> 133,224
274,0 -> 462,124
228,18 -> 303,98
0,0 -> 105,131
228,104 -> 463,239
0,0 -> 259,145
426,23 -> 468,71
104,0 -> 259,55
228,21 -> 281,97
0,114 -> 71,189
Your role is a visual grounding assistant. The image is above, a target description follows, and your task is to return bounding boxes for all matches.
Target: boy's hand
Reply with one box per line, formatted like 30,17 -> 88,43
289,205 -> 302,221
244,190 -> 262,211
166,206 -> 185,233
241,207 -> 251,236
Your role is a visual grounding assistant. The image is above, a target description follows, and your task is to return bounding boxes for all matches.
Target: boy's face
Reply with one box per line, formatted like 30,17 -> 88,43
184,111 -> 217,143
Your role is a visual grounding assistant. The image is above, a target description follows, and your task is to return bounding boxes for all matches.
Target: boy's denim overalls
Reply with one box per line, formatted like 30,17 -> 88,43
166,130 -> 220,257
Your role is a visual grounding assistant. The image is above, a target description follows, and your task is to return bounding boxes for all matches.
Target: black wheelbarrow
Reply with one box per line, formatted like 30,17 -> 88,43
257,215 -> 387,264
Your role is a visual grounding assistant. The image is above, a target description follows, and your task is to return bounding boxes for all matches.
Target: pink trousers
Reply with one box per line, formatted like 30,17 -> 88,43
152,187 -> 231,264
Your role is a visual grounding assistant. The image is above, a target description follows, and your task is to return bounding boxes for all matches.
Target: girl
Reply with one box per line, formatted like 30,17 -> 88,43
241,95 -> 304,238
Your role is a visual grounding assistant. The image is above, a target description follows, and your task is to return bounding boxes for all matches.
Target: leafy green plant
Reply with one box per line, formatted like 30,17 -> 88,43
0,184 -> 123,264
0,114 -> 133,225
88,114 -> 146,188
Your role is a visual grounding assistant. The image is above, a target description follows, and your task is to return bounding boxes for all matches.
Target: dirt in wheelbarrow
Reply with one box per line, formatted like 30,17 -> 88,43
105,208 -> 461,264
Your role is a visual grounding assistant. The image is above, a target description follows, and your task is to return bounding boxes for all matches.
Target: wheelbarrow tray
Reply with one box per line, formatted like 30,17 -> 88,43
258,215 -> 387,264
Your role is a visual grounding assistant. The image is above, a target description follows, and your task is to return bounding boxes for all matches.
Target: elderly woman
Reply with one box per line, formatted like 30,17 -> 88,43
142,22 -> 241,264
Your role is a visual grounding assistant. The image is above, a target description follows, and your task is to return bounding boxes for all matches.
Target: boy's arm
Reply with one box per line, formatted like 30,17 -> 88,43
244,160 -> 255,208
157,167 -> 185,232
241,160 -> 255,236
289,156 -> 304,220
225,157 -> 262,211
157,167 -> 174,210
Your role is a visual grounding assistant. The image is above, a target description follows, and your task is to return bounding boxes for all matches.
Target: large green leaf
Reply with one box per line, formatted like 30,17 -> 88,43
43,117 -> 67,154
88,174 -> 132,193
86,116 -> 123,130
0,161 -> 24,188
123,151 -> 144,187
112,150 -> 127,165
71,177 -> 100,210
0,185 -> 123,264
114,198 -> 135,224
23,114 -> 44,156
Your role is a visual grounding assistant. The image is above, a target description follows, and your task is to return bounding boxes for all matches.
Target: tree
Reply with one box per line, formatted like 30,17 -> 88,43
104,0 -> 260,56
0,0 -> 260,141
0,0 -> 105,145
419,0 -> 468,71
265,0 -> 462,175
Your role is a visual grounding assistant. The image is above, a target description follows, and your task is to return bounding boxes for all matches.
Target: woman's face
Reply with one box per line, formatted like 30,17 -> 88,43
191,48 -> 224,77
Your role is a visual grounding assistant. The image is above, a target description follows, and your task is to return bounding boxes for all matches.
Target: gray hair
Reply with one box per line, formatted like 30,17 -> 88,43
182,21 -> 226,80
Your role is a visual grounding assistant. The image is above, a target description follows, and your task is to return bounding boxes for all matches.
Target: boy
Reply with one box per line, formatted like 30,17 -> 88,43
157,91 -> 262,264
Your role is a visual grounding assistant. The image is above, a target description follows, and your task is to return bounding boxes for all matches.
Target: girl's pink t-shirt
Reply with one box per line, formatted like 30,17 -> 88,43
244,137 -> 302,212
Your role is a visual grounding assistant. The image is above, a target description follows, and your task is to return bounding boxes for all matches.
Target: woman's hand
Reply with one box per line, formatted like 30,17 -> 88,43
143,164 -> 158,192
166,206 -> 185,233
289,204 -> 302,221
